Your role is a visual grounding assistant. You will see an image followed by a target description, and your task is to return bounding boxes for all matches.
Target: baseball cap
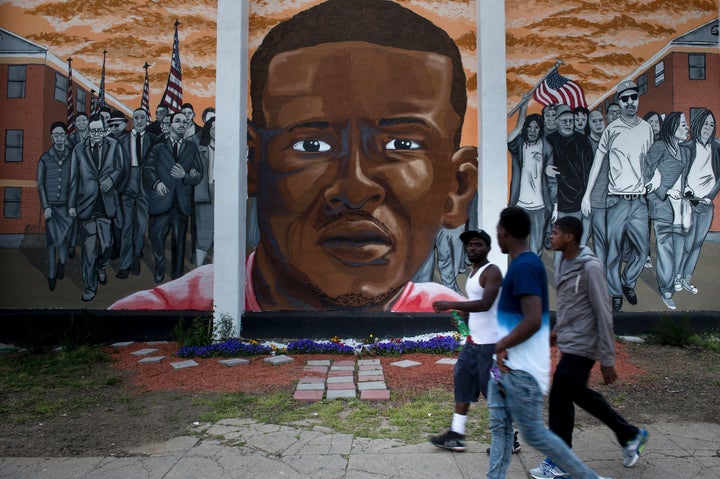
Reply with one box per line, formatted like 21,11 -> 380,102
616,80 -> 638,96
555,104 -> 573,117
460,229 -> 491,247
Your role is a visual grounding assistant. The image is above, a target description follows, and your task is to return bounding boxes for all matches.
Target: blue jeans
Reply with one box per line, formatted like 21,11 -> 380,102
487,368 -> 600,479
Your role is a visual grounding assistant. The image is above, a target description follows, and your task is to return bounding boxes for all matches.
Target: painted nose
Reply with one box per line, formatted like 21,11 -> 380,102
324,134 -> 384,211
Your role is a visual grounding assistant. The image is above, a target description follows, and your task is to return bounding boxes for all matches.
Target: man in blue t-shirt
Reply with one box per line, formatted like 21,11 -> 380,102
486,207 -> 610,479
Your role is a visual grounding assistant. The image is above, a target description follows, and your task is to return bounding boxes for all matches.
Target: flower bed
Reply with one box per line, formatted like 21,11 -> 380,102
177,333 -> 462,358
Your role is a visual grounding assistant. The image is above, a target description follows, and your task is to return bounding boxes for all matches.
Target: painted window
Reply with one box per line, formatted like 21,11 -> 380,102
637,73 -> 648,95
3,187 -> 21,218
654,61 -> 665,86
77,88 -> 86,113
4,130 -> 23,163
54,72 -> 66,102
689,54 -> 706,80
7,65 -> 26,98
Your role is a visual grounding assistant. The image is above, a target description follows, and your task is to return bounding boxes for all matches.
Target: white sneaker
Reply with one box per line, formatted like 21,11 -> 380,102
674,277 -> 682,292
530,458 -> 569,479
662,293 -> 676,310
623,428 -> 649,467
681,279 -> 698,295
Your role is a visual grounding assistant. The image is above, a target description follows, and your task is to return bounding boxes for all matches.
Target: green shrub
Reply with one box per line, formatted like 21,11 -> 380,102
649,316 -> 694,347
172,315 -> 213,346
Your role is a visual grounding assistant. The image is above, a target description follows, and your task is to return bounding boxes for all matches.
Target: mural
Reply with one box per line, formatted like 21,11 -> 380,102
1,0 -> 718,316
505,1 -> 719,313
0,0 -> 217,309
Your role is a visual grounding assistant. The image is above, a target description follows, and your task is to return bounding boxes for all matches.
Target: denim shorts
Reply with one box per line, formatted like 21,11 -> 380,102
454,342 -> 496,403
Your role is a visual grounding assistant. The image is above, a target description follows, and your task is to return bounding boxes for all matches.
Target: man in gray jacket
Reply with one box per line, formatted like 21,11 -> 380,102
529,216 -> 648,479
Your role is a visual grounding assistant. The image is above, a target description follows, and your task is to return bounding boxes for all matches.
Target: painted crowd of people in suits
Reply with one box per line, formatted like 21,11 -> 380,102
37,103 -> 216,302
509,80 -> 718,311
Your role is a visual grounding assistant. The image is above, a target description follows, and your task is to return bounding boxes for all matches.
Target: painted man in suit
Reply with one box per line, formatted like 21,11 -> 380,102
143,112 -> 203,283
116,107 -> 157,278
68,114 -> 123,302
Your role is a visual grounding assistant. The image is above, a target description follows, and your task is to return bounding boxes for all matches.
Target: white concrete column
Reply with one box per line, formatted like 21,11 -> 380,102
477,0 -> 508,273
213,0 -> 248,335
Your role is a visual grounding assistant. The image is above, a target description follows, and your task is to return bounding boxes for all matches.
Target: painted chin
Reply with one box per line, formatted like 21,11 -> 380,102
318,219 -> 393,266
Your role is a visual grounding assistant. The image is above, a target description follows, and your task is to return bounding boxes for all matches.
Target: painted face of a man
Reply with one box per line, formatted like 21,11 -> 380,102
88,120 -> 105,145
574,111 -> 587,131
544,108 -> 557,129
170,113 -> 187,138
250,41 -> 473,308
606,106 -> 621,124
557,113 -> 575,136
618,91 -> 639,118
133,110 -> 148,132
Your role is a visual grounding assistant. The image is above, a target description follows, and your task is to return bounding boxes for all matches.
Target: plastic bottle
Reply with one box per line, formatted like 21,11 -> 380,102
451,310 -> 470,337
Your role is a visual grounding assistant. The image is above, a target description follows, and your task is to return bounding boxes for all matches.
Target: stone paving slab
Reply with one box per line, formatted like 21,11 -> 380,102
333,360 -> 356,366
358,364 -> 384,371
218,358 -> 249,367
306,360 -> 331,366
327,382 -> 355,390
131,348 -> 159,356
146,341 -> 169,345
360,389 -> 391,401
357,381 -> 387,391
293,390 -> 324,402
303,365 -> 329,374
435,357 -> 457,365
110,341 -> 134,347
329,365 -> 355,371
264,355 -> 295,365
298,376 -> 325,384
389,359 -> 422,368
328,370 -> 354,377
170,360 -> 199,370
138,356 -> 165,363
326,390 -> 356,400
357,359 -> 381,366
357,375 -> 384,382
326,376 -> 353,384
296,382 -> 325,391
358,369 -> 383,377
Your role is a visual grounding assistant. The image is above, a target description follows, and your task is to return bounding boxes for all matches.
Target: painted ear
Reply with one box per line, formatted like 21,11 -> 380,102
247,121 -> 258,197
442,146 -> 478,228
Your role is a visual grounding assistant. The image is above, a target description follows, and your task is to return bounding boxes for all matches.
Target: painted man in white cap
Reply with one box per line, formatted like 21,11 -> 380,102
581,80 -> 655,312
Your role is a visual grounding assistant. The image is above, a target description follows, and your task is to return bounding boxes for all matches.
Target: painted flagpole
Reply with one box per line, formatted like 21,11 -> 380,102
507,58 -> 564,118
66,57 -> 75,134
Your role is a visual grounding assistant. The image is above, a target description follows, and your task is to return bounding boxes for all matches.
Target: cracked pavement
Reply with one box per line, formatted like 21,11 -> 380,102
1,419 -> 718,478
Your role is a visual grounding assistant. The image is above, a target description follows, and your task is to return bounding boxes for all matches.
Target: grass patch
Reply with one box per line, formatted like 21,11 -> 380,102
194,388 -> 489,444
0,345 -> 117,419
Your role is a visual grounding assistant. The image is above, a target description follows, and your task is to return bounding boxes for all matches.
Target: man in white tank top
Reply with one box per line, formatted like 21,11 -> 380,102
429,230 -> 519,453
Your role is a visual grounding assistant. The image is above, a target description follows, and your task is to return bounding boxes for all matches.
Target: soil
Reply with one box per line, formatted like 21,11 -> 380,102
0,341 -> 718,457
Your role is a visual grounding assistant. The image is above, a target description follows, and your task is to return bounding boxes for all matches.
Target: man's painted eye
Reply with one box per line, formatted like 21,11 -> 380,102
385,139 -> 420,150
291,140 -> 331,152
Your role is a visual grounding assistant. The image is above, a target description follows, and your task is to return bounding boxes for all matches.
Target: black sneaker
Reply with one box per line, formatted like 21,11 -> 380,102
622,285 -> 638,305
612,296 -> 623,312
486,430 -> 521,454
513,430 -> 521,453
430,430 -> 466,452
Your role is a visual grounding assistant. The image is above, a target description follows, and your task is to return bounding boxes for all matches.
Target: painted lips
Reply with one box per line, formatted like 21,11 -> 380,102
318,219 -> 393,264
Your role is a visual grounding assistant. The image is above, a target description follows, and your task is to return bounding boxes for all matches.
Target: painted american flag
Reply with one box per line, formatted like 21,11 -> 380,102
141,62 -> 151,112
160,20 -> 183,114
94,50 -> 107,114
533,68 -> 587,109
66,58 -> 75,134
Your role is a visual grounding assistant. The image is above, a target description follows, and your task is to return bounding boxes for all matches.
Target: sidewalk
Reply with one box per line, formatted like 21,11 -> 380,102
1,419 -> 718,478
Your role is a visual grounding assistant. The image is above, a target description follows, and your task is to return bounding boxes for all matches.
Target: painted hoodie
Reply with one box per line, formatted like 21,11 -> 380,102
554,246 -> 615,367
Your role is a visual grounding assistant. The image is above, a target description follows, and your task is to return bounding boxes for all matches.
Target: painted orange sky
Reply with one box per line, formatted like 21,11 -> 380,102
0,0 -> 717,135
